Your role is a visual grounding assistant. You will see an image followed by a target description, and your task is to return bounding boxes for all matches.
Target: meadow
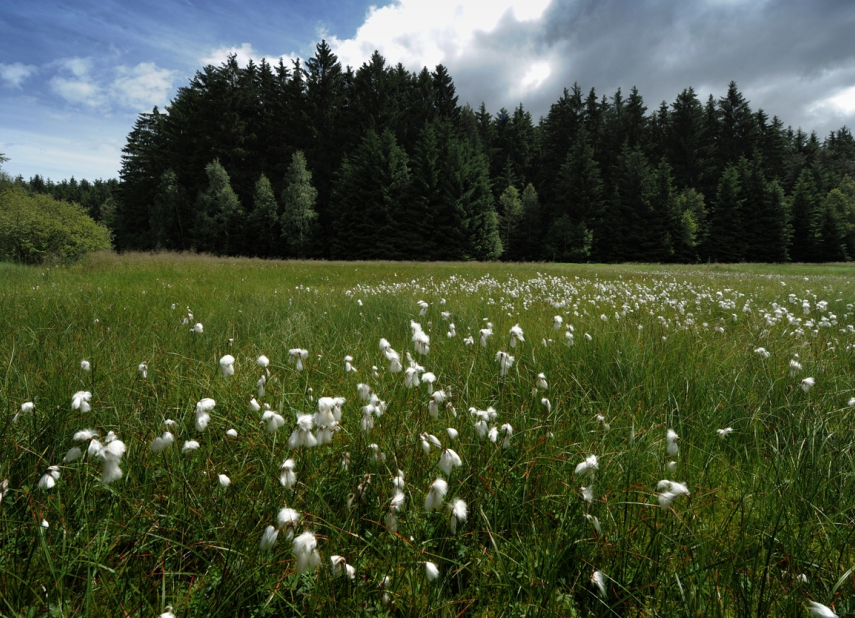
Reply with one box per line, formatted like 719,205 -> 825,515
1,252 -> 854,617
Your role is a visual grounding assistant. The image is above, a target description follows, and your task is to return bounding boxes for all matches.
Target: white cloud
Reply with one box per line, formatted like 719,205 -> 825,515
201,43 -> 261,67
49,57 -> 106,108
200,42 -> 299,69
327,0 -> 552,76
0,62 -> 37,88
111,62 -> 175,110
812,85 -> 855,116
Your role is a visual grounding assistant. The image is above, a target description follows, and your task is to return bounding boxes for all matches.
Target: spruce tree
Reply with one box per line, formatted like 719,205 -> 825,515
706,165 -> 745,262
513,184 -> 542,261
498,185 -> 523,259
330,130 -> 412,260
548,129 -> 604,260
789,168 -> 824,262
280,152 -> 318,259
193,160 -> 245,255
251,174 -> 281,258
440,135 -> 502,260
150,170 -> 185,250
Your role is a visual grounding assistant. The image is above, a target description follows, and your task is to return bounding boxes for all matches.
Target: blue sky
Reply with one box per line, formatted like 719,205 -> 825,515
2,0 -> 855,182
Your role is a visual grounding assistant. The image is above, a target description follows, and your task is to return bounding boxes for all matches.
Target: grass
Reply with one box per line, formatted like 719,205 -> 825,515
1,251 -> 854,617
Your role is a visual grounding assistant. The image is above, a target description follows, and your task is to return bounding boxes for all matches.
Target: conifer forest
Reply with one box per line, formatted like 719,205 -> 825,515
18,41 -> 855,262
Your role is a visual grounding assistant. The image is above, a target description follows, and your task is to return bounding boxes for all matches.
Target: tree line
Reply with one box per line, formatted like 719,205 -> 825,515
16,41 -> 855,262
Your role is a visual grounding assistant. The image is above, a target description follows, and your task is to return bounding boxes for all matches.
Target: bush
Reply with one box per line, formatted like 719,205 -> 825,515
0,185 -> 112,263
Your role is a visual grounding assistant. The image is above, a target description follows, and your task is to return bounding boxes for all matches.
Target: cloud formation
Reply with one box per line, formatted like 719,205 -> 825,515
324,0 -> 855,134
111,63 -> 175,110
0,62 -> 37,88
47,57 -> 175,112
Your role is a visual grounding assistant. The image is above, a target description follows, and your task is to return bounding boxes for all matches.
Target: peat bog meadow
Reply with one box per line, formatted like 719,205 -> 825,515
2,252 -> 855,617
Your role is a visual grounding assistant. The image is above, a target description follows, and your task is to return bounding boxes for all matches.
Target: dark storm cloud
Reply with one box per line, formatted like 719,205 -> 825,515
450,0 -> 855,135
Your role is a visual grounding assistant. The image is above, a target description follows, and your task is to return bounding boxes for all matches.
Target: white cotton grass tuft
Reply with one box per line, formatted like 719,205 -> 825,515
585,513 -> 602,534
657,480 -> 690,510
72,391 -> 92,413
425,561 -> 439,582
509,324 -> 525,348
277,507 -> 301,540
446,427 -> 458,441
331,555 -> 356,580
158,606 -> 176,618
95,438 -> 127,484
541,398 -> 552,413
280,458 -> 297,488
666,461 -> 677,474
262,410 -> 286,433
288,349 -> 308,371
292,530 -> 321,575
789,359 -> 802,376
424,478 -> 448,511
226,428 -> 238,438
806,600 -> 838,618
195,398 -> 216,432
591,571 -> 607,598
38,466 -> 61,490
289,414 -> 318,448
800,377 -> 815,392
219,355 -> 235,377
575,455 -> 599,480
260,525 -> 279,550
500,424 -> 513,449
344,355 -> 357,373
479,327 -> 493,347
666,429 -> 679,456
448,498 -> 467,533
249,397 -> 261,413
150,432 -> 175,452
182,440 -> 200,454
63,447 -> 83,462
81,359 -> 91,372
138,362 -> 148,378
495,351 -> 514,377
581,485 -> 594,503
257,354 -> 270,369
218,474 -> 231,488
553,315 -> 563,330
754,347 -> 770,359
192,323 -> 203,334
536,372 -> 548,390
716,427 -> 734,439
14,400 -> 35,423
439,448 -> 463,475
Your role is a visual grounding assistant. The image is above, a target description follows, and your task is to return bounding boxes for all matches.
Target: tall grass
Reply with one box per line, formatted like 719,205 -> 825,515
0,251 -> 853,616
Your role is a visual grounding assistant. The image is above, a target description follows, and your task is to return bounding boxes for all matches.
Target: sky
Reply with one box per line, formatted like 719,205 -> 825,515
1,0 -> 855,182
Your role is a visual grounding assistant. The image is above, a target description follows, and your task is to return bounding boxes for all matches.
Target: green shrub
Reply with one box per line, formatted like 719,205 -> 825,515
0,185 -> 112,263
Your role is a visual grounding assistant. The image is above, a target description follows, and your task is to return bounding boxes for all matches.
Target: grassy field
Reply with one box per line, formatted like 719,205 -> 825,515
1,252 -> 854,617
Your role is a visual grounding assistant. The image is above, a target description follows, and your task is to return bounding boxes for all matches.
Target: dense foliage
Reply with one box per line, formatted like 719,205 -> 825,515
0,172 -> 112,264
18,43 -> 855,262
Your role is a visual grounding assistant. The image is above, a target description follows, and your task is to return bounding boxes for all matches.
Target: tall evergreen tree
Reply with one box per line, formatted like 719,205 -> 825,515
440,135 -> 502,260
739,154 -> 790,262
548,129 -> 604,261
193,160 -> 245,255
330,130 -> 412,260
250,174 -> 281,258
280,151 -> 318,259
150,170 -> 185,250
513,184 -> 542,261
706,164 -> 746,262
789,168 -> 825,262
498,185 -> 523,259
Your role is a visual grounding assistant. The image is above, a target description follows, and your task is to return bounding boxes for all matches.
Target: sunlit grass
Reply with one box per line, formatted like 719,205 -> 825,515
1,252 -> 854,617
